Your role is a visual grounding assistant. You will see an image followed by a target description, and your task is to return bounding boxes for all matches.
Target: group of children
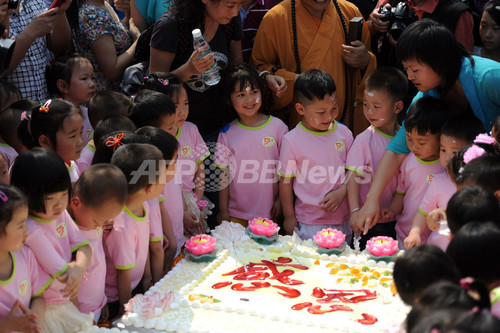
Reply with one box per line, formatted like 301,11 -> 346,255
1,50 -> 500,331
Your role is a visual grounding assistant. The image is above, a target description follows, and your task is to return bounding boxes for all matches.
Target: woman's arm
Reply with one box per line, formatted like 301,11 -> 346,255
130,0 -> 147,31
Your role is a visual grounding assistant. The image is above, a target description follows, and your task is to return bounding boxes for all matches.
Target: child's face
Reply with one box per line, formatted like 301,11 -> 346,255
0,204 -> 28,252
35,190 -> 68,221
402,60 -> 442,92
297,93 -> 339,132
480,11 -> 500,54
174,88 -> 189,128
55,112 -> 84,162
0,154 -> 9,185
230,82 -> 262,121
160,114 -> 178,137
165,151 -> 178,184
440,134 -> 467,169
71,197 -> 123,230
147,160 -> 167,199
363,89 -> 400,133
406,129 -> 440,161
67,60 -> 96,105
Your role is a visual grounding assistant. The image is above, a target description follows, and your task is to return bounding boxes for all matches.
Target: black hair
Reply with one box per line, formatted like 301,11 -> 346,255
409,308 -> 500,333
446,186 -> 500,234
364,66 -> 408,102
405,96 -> 451,136
92,130 -> 146,165
74,164 -> 128,208
393,244 -> 460,305
135,126 -> 179,162
88,91 -> 132,129
492,116 -> 500,142
46,53 -> 91,96
93,115 -> 137,148
144,72 -> 185,101
447,221 -> 500,285
0,100 -> 37,151
0,80 -> 21,112
10,148 -> 71,214
169,0 -> 221,29
396,19 -> 472,96
483,0 -> 500,26
456,155 -> 500,193
129,89 -> 176,128
441,114 -> 485,143
17,99 -> 83,150
294,69 -> 336,105
0,185 -> 28,236
111,143 -> 165,194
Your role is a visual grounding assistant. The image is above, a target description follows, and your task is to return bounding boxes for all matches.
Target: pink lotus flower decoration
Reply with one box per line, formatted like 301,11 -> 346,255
463,144 -> 485,164
248,218 -> 279,237
474,133 -> 496,145
313,229 -> 346,249
185,234 -> 216,256
366,236 -> 398,256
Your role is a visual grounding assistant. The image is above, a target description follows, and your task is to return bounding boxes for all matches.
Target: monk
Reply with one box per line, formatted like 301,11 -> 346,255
252,0 -> 376,135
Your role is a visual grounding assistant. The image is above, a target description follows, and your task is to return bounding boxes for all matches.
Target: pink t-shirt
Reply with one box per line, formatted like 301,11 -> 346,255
395,153 -> 445,241
215,116 -> 288,220
0,143 -> 18,169
175,122 -> 210,192
25,211 -> 89,304
161,180 -> 186,254
0,247 -> 52,318
75,140 -> 95,172
104,204 -> 150,302
346,126 -> 397,217
81,106 -> 93,147
147,197 -> 164,243
278,121 -> 353,225
78,226 -> 107,314
67,161 -> 80,183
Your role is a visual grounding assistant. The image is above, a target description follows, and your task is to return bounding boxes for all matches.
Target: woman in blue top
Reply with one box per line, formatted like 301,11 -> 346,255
354,19 -> 500,235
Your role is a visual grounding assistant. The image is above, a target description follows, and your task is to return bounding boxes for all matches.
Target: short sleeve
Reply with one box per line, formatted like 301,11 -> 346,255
346,136 -> 371,176
214,129 -> 230,168
105,217 -> 136,270
25,226 -> 67,277
191,127 -> 210,164
396,158 -> 407,195
24,248 -> 52,297
79,6 -> 114,47
418,183 -> 436,217
278,135 -> 297,177
275,120 -> 289,152
150,12 -> 179,53
149,199 -> 164,242
65,214 -> 89,253
344,128 -> 354,155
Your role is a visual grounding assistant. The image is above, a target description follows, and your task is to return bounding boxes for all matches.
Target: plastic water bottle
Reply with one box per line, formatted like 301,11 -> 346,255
192,29 -> 220,86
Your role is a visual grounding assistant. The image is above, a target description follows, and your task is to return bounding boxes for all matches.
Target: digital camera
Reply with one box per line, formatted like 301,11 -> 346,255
379,2 -> 418,40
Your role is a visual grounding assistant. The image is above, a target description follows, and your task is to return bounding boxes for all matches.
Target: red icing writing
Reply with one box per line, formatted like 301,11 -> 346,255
357,313 -> 378,325
212,281 -> 232,289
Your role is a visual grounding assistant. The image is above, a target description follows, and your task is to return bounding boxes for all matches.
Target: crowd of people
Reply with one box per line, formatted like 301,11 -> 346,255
1,0 -> 500,331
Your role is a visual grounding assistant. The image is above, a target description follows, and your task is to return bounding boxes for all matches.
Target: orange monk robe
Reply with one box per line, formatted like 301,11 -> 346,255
252,0 -> 375,135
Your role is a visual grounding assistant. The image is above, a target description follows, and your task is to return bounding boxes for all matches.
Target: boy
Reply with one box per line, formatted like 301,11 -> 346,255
347,67 -> 407,250
68,164 -> 127,323
381,97 -> 450,249
104,143 -> 166,319
279,69 -> 353,240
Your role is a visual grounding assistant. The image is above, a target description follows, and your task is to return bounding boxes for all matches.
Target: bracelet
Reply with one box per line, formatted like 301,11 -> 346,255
259,70 -> 271,80
351,207 -> 360,214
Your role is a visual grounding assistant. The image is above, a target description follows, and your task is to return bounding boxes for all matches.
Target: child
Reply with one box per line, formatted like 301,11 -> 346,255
382,97 -> 449,249
278,69 -> 353,240
215,65 -> 288,226
409,308 -> 500,333
92,131 -> 145,165
347,67 -> 407,249
136,126 -> 179,277
0,185 -> 51,333
479,0 -> 500,62
18,99 -> 84,182
144,72 -> 211,233
47,54 -> 96,146
68,164 -> 127,323
104,143 -> 166,319
456,155 -> 500,200
10,148 -> 93,331
129,89 -> 177,136
0,100 -> 38,157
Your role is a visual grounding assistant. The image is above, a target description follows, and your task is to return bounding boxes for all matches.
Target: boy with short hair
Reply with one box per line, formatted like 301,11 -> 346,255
279,69 -> 353,240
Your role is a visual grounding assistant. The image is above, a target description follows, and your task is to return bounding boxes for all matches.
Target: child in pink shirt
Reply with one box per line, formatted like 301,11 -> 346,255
381,97 -> 450,249
104,143 -> 166,319
346,67 -> 407,249
0,185 -> 51,333
10,148 -> 93,331
215,65 -> 288,225
68,165 -> 127,323
279,70 -> 353,240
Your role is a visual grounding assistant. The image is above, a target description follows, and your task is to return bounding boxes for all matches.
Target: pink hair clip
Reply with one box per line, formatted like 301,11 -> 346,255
39,99 -> 52,113
463,145 -> 485,164
106,133 -> 125,152
0,191 -> 7,202
20,111 -> 27,121
474,133 -> 496,145
157,78 -> 169,86
460,277 -> 474,290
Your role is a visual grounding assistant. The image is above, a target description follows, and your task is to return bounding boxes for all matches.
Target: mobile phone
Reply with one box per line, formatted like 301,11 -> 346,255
347,17 -> 363,45
48,0 -> 65,10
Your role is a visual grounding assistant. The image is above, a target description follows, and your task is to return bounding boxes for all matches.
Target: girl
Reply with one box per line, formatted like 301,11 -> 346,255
18,99 -> 84,182
47,54 -> 96,146
144,72 -> 211,233
479,0 -> 500,62
10,148 -> 93,331
0,185 -> 51,333
215,65 -> 288,226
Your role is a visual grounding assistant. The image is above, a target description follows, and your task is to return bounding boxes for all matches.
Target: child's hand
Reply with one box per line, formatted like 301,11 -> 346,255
404,230 -> 421,249
183,212 -> 204,237
283,216 -> 298,235
319,187 -> 346,212
271,199 -> 282,219
349,210 -> 363,235
0,300 -> 41,333
57,262 -> 84,300
216,210 -> 230,225
102,219 -> 114,233
427,208 -> 446,231
380,208 -> 396,222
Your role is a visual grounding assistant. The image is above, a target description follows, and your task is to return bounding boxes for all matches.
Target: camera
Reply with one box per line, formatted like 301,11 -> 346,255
379,2 -> 418,40
8,0 -> 19,10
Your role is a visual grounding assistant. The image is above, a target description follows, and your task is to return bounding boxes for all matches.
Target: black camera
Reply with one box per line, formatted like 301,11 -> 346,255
379,2 -> 418,41
8,0 -> 19,10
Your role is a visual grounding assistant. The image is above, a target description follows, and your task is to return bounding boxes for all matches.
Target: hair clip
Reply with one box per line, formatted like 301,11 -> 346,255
39,99 -> 52,113
144,76 -> 149,81
474,133 -> 496,145
0,191 -> 7,202
463,145 -> 485,164
460,277 -> 474,290
106,133 -> 125,152
157,78 -> 169,86
20,111 -> 27,121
